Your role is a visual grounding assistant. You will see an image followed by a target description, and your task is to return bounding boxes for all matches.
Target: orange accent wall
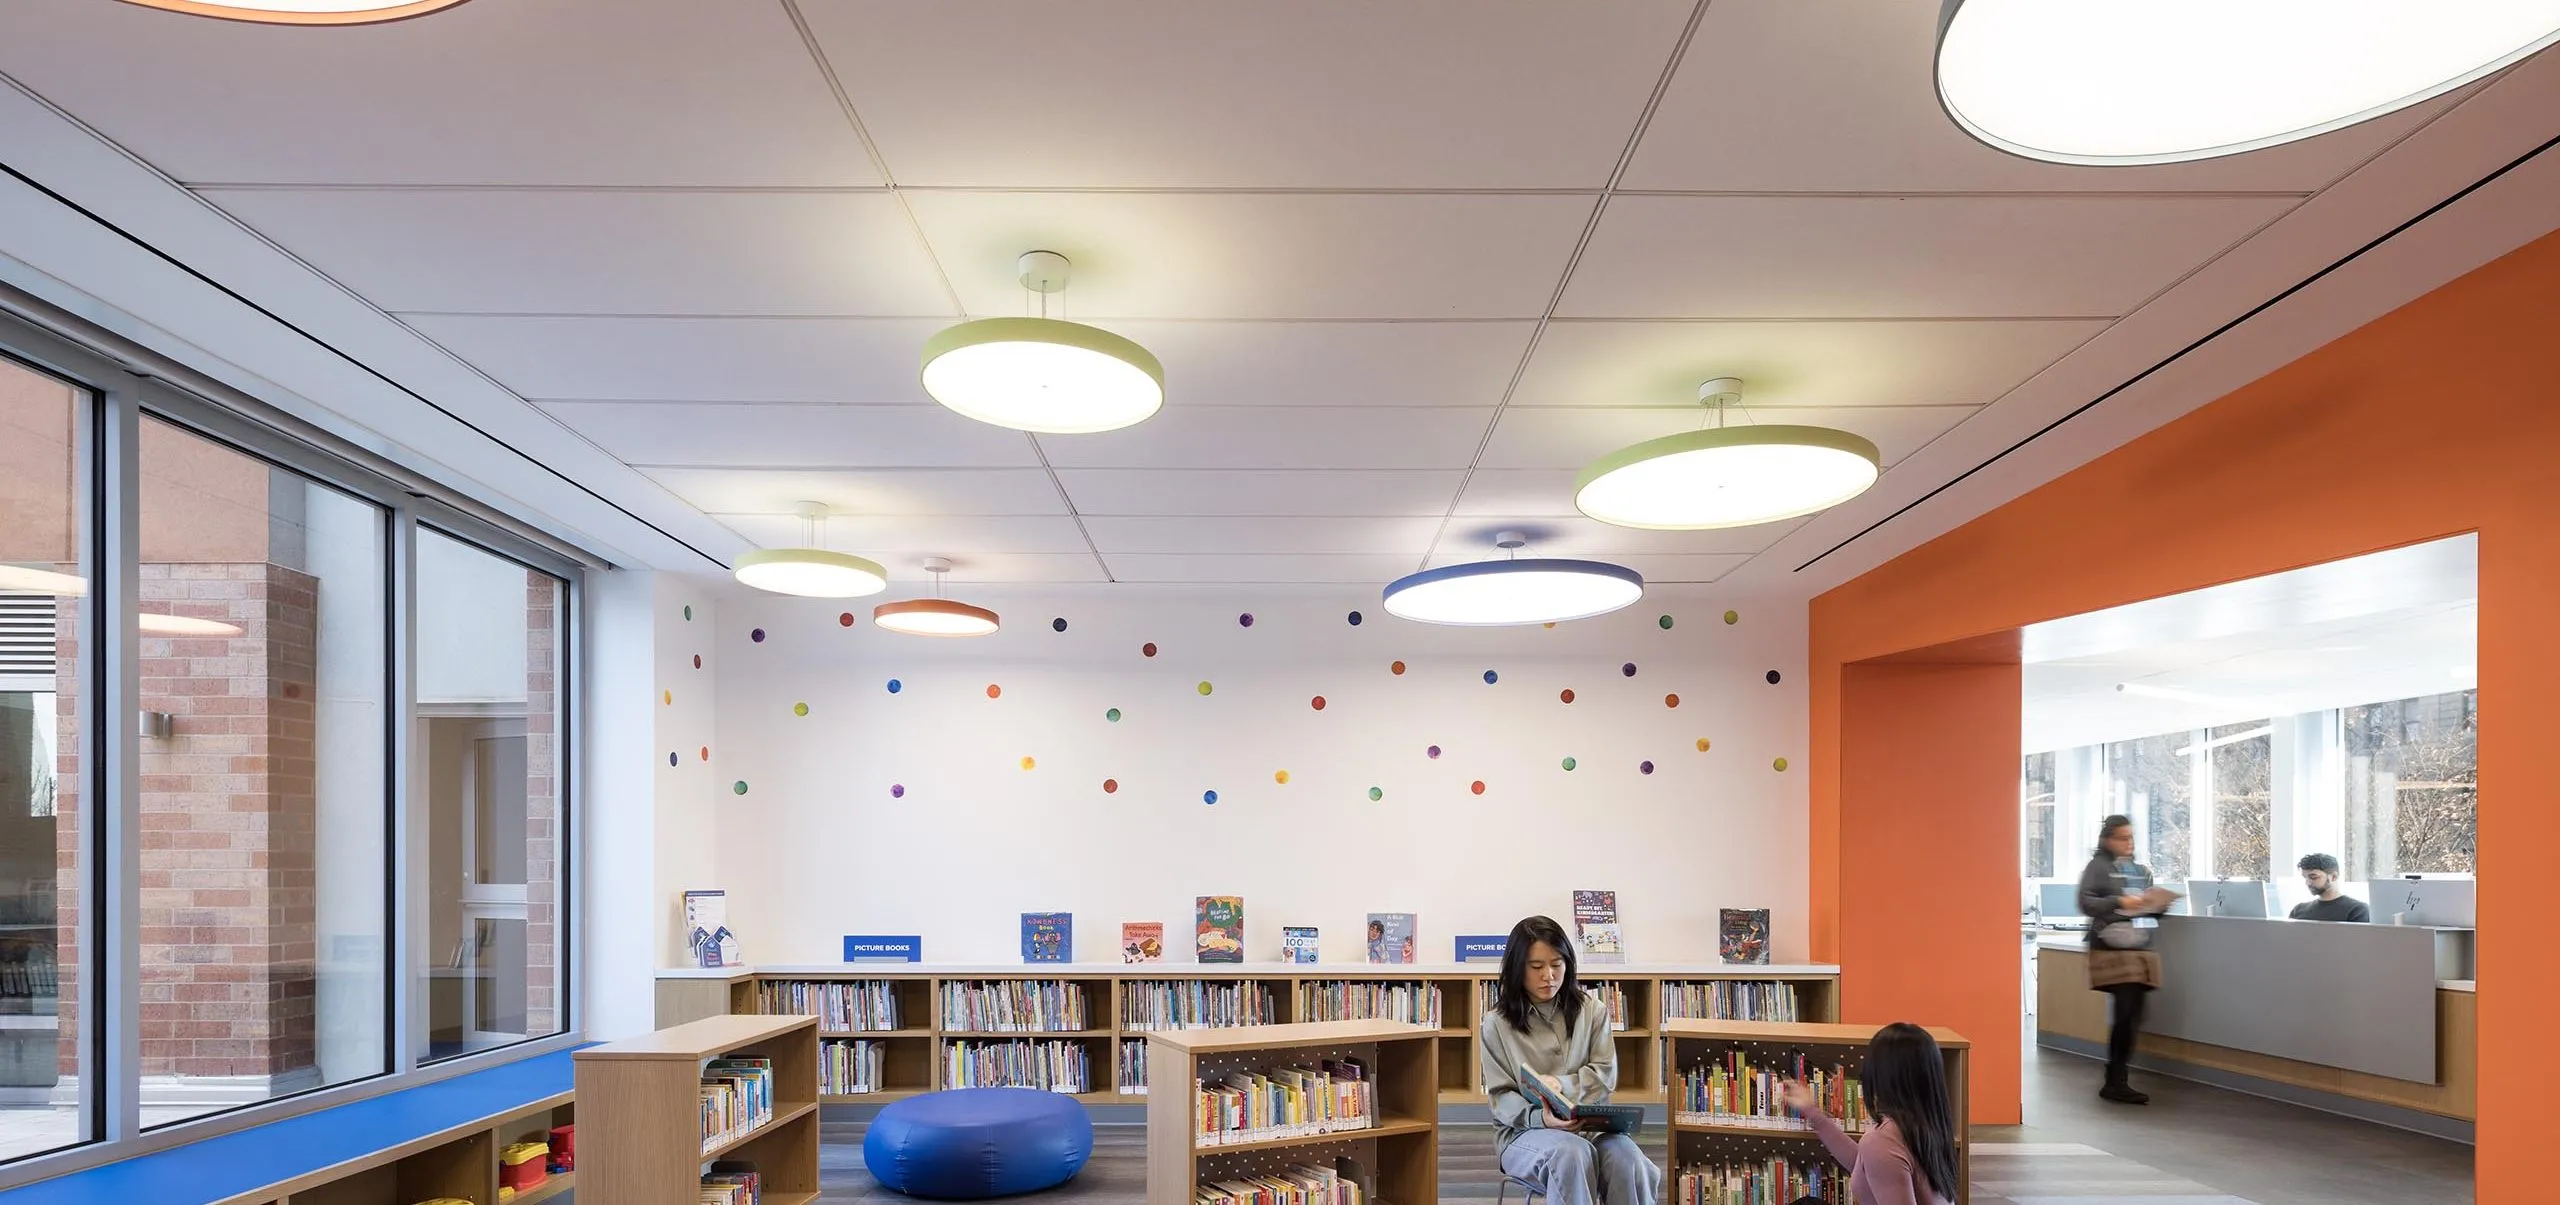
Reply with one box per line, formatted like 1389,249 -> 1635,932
1812,223 -> 2560,1184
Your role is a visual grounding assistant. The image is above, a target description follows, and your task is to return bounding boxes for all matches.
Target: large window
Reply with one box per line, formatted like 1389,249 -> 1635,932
2106,733 -> 2192,885
2021,751 -> 2056,879
2208,724 -> 2272,881
2345,690 -> 2477,879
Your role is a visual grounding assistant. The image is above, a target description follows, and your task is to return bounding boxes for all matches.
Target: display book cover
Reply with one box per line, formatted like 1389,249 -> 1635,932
1021,912 -> 1072,963
1514,1065 -> 1644,1136
1281,926 -> 1320,964
1122,921 -> 1165,964
1571,889 -> 1625,964
1365,913 -> 1417,965
1196,896 -> 1245,963
684,889 -> 739,969
1719,907 -> 1771,965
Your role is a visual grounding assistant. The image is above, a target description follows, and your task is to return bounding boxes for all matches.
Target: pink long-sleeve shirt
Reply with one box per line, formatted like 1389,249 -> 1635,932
1807,1110 -> 1953,1205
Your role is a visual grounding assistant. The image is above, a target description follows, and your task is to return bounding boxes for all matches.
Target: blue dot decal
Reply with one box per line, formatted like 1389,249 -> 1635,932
1203,789 -> 1220,805
1051,617 -> 1068,632
1482,669 -> 1499,685
668,752 -> 678,767
1766,669 -> 1782,685
886,678 -> 903,694
1347,611 -> 1363,626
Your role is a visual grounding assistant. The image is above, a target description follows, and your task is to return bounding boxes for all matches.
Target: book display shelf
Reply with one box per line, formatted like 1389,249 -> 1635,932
703,964 -> 1839,1108
1144,1019 -> 1440,1205
575,1013 -> 822,1205
1662,1020 -> 1970,1205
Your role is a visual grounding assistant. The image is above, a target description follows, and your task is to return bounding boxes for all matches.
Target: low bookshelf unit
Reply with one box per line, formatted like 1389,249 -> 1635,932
673,962 -> 1839,1110
1145,1018 -> 1441,1205
1662,1019 -> 1971,1205
575,1012 -> 823,1205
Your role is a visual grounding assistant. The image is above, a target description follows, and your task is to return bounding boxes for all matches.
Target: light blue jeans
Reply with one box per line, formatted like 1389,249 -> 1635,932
1501,1127 -> 1660,1205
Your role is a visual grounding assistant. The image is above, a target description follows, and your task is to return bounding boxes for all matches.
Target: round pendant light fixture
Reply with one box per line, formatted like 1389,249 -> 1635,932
115,0 -> 475,25
733,502 -> 888,599
874,558 -> 1000,637
1576,378 -> 1879,531
1935,0 -> 2560,166
920,251 -> 1164,435
1382,532 -> 1643,628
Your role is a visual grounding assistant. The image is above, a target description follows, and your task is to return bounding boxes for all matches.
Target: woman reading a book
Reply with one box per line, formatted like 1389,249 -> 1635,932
1779,1022 -> 1959,1205
1478,915 -> 1659,1205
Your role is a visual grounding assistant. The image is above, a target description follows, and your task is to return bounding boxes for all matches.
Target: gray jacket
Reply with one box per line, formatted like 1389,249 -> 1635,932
2077,852 -> 2152,948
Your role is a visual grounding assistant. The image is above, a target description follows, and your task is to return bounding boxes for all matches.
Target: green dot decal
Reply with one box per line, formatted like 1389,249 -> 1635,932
1724,610 -> 1739,625
1561,756 -> 1577,771
732,780 -> 749,795
1368,786 -> 1383,801
792,702 -> 808,716
1773,757 -> 1789,772
1197,681 -> 1214,696
1658,614 -> 1674,629
683,605 -> 692,621
1106,708 -> 1122,722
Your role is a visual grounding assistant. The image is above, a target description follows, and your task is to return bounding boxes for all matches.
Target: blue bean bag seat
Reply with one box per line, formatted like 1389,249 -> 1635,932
863,1087 -> 1094,1199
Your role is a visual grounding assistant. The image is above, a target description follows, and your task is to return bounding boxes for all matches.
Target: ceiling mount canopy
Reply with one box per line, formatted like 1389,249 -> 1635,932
1575,378 -> 1880,530
1934,0 -> 2560,166
873,558 -> 1000,637
920,251 -> 1164,435
732,502 -> 889,599
1382,531 -> 1643,628
115,0 -> 476,24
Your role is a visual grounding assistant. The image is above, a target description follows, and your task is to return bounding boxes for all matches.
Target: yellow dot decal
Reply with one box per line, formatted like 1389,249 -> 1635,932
662,690 -> 671,705
1697,737 -> 1712,752
1197,681 -> 1214,696
792,702 -> 808,716
1274,770 -> 1290,785
1724,610 -> 1740,625
1021,756 -> 1037,771
1773,756 -> 1789,772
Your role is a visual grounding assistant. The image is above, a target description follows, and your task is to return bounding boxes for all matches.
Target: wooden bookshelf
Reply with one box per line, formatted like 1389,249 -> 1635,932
694,963 -> 1839,1107
575,1013 -> 822,1205
1661,1019 -> 1971,1205
1144,1019 -> 1440,1205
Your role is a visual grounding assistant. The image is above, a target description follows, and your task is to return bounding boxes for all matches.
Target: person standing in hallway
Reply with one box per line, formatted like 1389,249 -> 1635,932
1779,1022 -> 1960,1205
2080,814 -> 2174,1104
1478,915 -> 1659,1205
2290,853 -> 2372,922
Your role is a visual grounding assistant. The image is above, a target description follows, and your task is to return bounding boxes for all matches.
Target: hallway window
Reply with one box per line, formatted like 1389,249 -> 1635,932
2106,733 -> 2191,884
2343,691 -> 2477,879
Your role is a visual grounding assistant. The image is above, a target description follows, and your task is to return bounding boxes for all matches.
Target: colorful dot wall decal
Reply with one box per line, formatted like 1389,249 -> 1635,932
1143,642 -> 1158,657
986,684 -> 1003,699
1766,670 -> 1782,684
1390,661 -> 1406,675
1238,613 -> 1254,627
1640,760 -> 1656,775
1311,696 -> 1326,711
1621,662 -> 1637,677
1697,737 -> 1712,752
1104,779 -> 1118,794
1274,770 -> 1290,784
668,752 -> 677,767
1197,681 -> 1214,696
1561,756 -> 1577,771
1560,688 -> 1576,703
1020,756 -> 1036,771
1543,622 -> 1557,630
886,678 -> 902,694
662,690 -> 671,705
1658,614 -> 1674,629
1724,610 -> 1740,625
1427,745 -> 1441,759
1203,790 -> 1219,805
839,612 -> 854,627
1774,757 -> 1790,772
700,747 -> 709,761
1347,611 -> 1363,626
683,605 -> 692,621
1470,780 -> 1486,795
793,702 -> 808,716
1368,786 -> 1383,801
692,654 -> 701,669
1107,707 -> 1122,722
750,628 -> 765,643
1665,693 -> 1680,708
732,780 -> 748,795
891,784 -> 905,799
1052,617 -> 1068,632
1482,669 -> 1499,685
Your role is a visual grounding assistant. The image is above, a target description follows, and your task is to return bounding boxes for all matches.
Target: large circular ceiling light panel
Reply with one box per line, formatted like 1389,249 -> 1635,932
1383,558 -> 1644,627
118,0 -> 476,24
1936,0 -> 2560,165
920,317 -> 1164,434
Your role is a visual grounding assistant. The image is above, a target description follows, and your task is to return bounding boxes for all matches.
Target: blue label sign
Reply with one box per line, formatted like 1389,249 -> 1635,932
843,934 -> 922,963
1454,935 -> 1509,963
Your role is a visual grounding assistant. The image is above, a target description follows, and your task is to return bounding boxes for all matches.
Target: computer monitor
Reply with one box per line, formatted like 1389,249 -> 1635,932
2186,878 -> 2276,919
2036,882 -> 2086,928
2379,876 -> 2476,928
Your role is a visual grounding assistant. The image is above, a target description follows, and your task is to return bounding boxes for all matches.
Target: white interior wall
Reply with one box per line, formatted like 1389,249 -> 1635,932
705,585 -> 1809,965
653,579 -> 722,968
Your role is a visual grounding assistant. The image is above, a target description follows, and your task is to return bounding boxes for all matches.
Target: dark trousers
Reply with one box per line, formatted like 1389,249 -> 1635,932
2104,983 -> 2150,1083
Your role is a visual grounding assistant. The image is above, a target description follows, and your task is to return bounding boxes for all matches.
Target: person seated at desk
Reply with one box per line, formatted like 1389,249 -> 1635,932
2290,853 -> 2371,922
1478,915 -> 1659,1205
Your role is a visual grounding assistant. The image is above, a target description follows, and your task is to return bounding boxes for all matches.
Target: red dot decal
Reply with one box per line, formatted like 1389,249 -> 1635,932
1390,661 -> 1406,675
1470,780 -> 1486,795
693,654 -> 702,669
1665,693 -> 1680,708
1559,689 -> 1575,704
1103,778 -> 1119,794
1311,696 -> 1327,711
1142,642 -> 1158,658
986,684 -> 1002,699
839,612 -> 855,627
698,746 -> 709,761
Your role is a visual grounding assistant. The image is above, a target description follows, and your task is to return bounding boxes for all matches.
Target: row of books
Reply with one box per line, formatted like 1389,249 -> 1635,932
1663,980 -> 1800,1023
1480,981 -> 1631,1030
1674,1052 -> 1864,1134
700,1057 -> 775,1152
1124,979 -> 1278,1030
1674,1157 -> 1848,1205
758,979 -> 900,1031
1294,981 -> 1442,1026
944,1038 -> 1092,1093
1117,1037 -> 1149,1094
1195,1058 -> 1375,1147
1194,1159 -> 1371,1205
820,1039 -> 887,1095
701,1159 -> 764,1205
942,980 -> 1091,1032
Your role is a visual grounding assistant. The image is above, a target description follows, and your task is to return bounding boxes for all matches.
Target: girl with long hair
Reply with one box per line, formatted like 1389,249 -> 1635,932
1478,915 -> 1659,1205
1780,1022 -> 1961,1205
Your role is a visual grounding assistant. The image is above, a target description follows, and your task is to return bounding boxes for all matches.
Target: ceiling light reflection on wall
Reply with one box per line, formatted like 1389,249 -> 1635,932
733,502 -> 889,599
1934,0 -> 2560,166
117,0 -> 477,25
1383,532 -> 1643,627
0,565 -> 87,595
1575,378 -> 1879,530
138,614 -> 243,637
920,251 -> 1163,435
874,559 -> 1000,637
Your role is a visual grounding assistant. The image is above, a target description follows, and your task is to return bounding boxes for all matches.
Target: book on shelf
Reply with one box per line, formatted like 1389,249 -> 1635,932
1022,912 -> 1072,964
1663,979 -> 1799,1022
1123,921 -> 1165,963
1281,926 -> 1320,964
703,1159 -> 761,1205
944,1037 -> 1092,1093
820,1038 -> 887,1095
1363,913 -> 1415,965
1195,1158 -> 1370,1205
757,979 -> 899,1030
1197,896 -> 1245,963
941,979 -> 1089,1031
700,1056 -> 775,1151
1514,1063 -> 1644,1136
1117,1037 -> 1149,1095
1572,890 -> 1626,964
1123,979 -> 1276,1030
1675,1049 -> 1864,1134
1674,1156 -> 1848,1205
1296,980 -> 1441,1026
1483,981 -> 1628,1031
1194,1057 -> 1374,1147
1719,908 -> 1772,965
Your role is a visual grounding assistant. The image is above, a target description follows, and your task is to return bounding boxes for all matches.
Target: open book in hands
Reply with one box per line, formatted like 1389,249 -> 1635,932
1515,1066 -> 1644,1136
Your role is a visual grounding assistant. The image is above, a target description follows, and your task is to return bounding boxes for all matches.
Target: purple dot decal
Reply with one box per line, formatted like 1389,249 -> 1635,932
1347,611 -> 1363,626
1482,669 -> 1499,685
731,780 -> 748,795
1640,760 -> 1656,775
1052,617 -> 1068,632
890,783 -> 905,799
1203,789 -> 1219,805
750,628 -> 765,643
668,752 -> 678,767
1142,642 -> 1158,658
886,678 -> 902,693
693,654 -> 702,669
1622,662 -> 1638,677
1238,613 -> 1255,628
1766,670 -> 1782,685
839,612 -> 855,627
1427,745 -> 1441,759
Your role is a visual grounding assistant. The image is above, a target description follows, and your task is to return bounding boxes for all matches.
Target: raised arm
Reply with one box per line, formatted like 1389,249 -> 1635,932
1803,1100 -> 1863,1170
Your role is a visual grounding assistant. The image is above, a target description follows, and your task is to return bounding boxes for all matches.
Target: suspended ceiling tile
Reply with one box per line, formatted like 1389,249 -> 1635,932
0,0 -> 880,187
1422,549 -> 1755,585
1513,318 -> 2107,409
405,316 -> 949,403
1093,321 -> 1538,407
901,191 -> 1591,320
803,0 -> 1692,189
1434,514 -> 1790,558
1477,405 -> 1979,470
1082,516 -> 1445,557
196,189 -> 952,316
1104,553 -> 1422,585
1035,406 -> 1492,471
538,402 -> 1041,469
715,512 -> 1091,556
1054,469 -> 1465,517
896,554 -> 1109,584
640,467 -> 1067,517
1447,468 -> 1583,518
1625,0 -> 2452,193
1559,194 -> 2300,319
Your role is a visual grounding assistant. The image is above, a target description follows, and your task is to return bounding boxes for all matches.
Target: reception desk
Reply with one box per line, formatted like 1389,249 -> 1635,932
2037,915 -> 2475,1128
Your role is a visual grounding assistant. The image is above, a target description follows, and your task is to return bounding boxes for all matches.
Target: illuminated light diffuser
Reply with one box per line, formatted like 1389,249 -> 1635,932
1575,379 -> 1879,530
1383,533 -> 1642,628
732,503 -> 888,599
920,252 -> 1162,434
873,558 -> 1000,638
117,0 -> 476,25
